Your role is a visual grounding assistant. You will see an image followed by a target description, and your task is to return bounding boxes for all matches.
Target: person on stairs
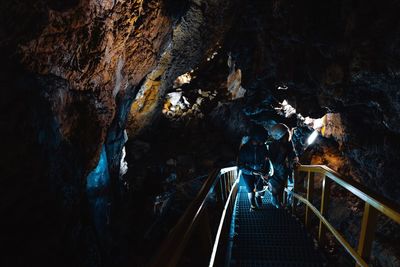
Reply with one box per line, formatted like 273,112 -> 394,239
267,123 -> 299,208
237,126 -> 271,211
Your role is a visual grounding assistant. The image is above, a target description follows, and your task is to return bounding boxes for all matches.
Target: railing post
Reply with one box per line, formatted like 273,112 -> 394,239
230,171 -> 237,212
305,171 -> 314,228
282,179 -> 288,206
292,167 -> 299,214
224,173 -> 230,197
220,174 -> 226,202
356,202 -> 378,266
227,172 -> 232,190
215,174 -> 224,210
318,175 -> 331,244
228,172 -> 232,188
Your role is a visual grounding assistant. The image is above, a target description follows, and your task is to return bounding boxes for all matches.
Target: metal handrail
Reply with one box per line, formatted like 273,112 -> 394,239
149,167 -> 238,267
208,179 -> 238,267
291,164 -> 400,267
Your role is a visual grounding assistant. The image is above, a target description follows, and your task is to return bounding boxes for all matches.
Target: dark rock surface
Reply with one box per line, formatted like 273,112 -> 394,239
223,0 -> 400,205
1,0 -> 400,266
0,0 -> 237,266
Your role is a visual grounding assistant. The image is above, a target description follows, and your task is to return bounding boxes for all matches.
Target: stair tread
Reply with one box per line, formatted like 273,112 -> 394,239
228,186 -> 324,267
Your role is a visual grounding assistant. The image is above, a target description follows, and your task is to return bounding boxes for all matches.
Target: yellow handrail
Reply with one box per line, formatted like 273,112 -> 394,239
290,191 -> 368,266
291,164 -> 400,267
149,167 -> 238,267
297,165 -> 400,224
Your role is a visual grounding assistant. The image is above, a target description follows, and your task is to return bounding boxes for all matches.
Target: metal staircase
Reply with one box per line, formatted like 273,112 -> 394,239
228,186 -> 323,267
150,165 -> 400,267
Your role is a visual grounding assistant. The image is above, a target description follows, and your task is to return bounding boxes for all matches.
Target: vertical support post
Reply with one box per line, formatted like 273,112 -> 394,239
215,174 -> 223,211
229,171 -> 233,188
220,175 -> 226,202
305,171 -> 314,228
224,173 -> 230,196
318,175 -> 331,244
292,167 -> 299,214
356,202 -> 378,267
227,172 -> 232,190
282,179 -> 287,206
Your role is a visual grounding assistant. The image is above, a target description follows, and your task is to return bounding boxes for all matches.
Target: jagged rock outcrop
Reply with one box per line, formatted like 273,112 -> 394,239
216,1 -> 400,265
224,0 -> 400,203
2,0 -> 400,266
127,0 -> 237,137
0,0 -> 237,266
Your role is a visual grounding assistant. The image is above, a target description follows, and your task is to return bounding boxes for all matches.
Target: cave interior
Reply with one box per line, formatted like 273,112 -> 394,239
1,0 -> 400,267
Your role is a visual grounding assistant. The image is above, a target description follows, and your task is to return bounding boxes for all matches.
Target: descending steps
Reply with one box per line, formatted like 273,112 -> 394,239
229,186 -> 324,267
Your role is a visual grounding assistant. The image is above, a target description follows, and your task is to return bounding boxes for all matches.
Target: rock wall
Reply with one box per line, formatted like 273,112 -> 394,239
0,0 -> 237,266
127,0 -> 237,137
1,0 -> 400,266
223,0 -> 400,203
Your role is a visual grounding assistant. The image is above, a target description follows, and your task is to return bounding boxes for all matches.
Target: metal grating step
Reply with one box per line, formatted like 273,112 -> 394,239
232,233 -> 314,247
231,259 -> 323,267
232,245 -> 321,261
229,186 -> 323,267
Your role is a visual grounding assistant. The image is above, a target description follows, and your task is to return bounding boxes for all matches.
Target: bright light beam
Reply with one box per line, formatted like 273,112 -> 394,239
307,130 -> 319,145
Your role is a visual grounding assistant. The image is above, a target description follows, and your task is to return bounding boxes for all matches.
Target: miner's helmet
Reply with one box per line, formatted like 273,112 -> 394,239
270,123 -> 290,141
250,125 -> 268,144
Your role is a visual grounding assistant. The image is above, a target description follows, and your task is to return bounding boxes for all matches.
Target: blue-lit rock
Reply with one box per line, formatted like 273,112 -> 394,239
87,145 -> 110,190
87,145 -> 111,241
